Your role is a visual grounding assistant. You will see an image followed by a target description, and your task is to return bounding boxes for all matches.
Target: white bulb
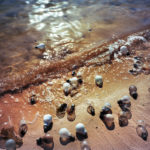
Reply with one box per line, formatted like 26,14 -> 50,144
35,43 -> 45,50
77,72 -> 82,78
122,95 -> 130,101
63,82 -> 71,92
104,102 -> 111,108
105,114 -> 114,120
104,114 -> 114,128
76,123 -> 87,134
59,128 -> 71,138
43,114 -> 52,126
70,77 -> 78,88
95,75 -> 103,87
120,46 -> 128,55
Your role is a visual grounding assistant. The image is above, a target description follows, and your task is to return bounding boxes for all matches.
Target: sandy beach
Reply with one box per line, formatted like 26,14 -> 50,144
0,39 -> 150,149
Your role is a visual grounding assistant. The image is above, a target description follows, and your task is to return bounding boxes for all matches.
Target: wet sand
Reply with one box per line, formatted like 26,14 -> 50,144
0,27 -> 150,96
0,42 -> 150,149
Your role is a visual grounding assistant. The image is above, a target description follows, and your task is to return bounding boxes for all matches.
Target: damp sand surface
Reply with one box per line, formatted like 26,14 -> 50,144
0,44 -> 150,149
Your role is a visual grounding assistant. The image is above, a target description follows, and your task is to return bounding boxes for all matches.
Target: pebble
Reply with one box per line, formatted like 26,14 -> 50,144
120,45 -> 128,55
35,43 -> 45,50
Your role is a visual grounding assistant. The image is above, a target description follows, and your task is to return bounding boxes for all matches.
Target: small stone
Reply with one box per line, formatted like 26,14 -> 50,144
120,46 -> 128,55
35,43 -> 45,50
36,134 -> 54,149
87,105 -> 95,116
95,75 -> 103,88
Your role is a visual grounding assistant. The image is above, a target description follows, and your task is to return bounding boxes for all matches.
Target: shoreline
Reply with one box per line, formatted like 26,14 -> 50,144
0,27 -> 150,96
0,42 -> 150,149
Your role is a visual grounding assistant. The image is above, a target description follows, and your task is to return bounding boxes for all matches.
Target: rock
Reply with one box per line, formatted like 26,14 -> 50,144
56,103 -> 67,119
43,114 -> 53,133
142,64 -> 150,75
129,85 -> 138,99
100,106 -> 112,120
87,105 -> 95,116
76,123 -> 88,140
59,128 -> 75,144
120,46 -> 129,55
117,96 -> 131,111
136,120 -> 148,141
36,134 -> 54,149
118,111 -> 128,127
103,114 -> 115,130
63,82 -> 71,96
5,139 -> 16,150
95,75 -> 103,88
35,43 -> 45,51
70,77 -> 79,89
67,104 -> 76,121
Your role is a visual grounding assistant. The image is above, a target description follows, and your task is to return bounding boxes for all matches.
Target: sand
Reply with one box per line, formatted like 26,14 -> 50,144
0,43 -> 150,150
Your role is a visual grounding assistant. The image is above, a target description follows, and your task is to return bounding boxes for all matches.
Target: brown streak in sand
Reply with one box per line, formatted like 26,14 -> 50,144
0,28 -> 150,96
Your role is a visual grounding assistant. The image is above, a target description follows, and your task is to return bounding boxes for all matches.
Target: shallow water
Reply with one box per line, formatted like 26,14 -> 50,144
0,0 -> 150,93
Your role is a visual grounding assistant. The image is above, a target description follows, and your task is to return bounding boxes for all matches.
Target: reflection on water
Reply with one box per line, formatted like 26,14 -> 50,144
0,0 -> 150,85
